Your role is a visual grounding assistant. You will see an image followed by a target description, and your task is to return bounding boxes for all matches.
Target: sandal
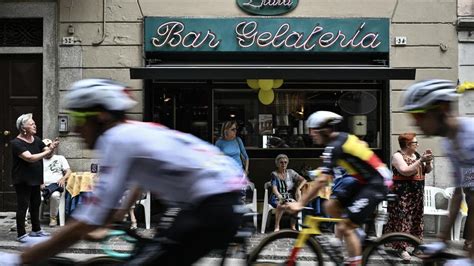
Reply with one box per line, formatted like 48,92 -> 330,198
130,222 -> 138,230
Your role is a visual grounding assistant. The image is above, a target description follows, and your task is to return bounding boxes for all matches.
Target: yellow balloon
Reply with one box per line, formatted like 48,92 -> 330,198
273,79 -> 284,89
246,79 -> 259,90
258,89 -> 275,105
258,79 -> 274,91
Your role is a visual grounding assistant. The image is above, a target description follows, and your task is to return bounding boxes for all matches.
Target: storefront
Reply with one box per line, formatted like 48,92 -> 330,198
131,16 -> 415,189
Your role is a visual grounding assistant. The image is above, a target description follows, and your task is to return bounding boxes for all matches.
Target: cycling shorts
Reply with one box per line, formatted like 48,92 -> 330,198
126,192 -> 242,265
331,176 -> 360,207
331,180 -> 386,225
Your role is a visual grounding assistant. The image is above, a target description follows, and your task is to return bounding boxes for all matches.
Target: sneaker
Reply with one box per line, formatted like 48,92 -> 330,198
17,234 -> 29,243
49,217 -> 57,227
400,250 -> 411,261
17,234 -> 50,246
29,230 -> 50,237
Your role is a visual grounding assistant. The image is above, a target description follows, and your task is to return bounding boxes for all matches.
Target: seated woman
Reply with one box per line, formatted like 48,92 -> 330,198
270,154 -> 306,231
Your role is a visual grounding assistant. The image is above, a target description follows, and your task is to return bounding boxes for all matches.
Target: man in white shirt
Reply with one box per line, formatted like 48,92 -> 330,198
42,139 -> 71,227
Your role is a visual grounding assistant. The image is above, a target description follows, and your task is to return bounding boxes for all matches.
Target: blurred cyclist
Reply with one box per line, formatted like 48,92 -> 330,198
401,79 -> 474,266
287,111 -> 392,266
0,79 -> 247,265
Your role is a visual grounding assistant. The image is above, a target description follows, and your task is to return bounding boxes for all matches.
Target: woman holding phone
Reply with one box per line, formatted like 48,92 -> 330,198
384,132 -> 433,261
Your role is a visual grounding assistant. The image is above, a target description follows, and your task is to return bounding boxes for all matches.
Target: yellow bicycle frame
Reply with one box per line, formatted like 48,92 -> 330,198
288,216 -> 345,265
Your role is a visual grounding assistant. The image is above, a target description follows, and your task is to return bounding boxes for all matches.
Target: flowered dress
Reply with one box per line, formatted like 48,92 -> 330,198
384,151 -> 427,249
269,169 -> 300,208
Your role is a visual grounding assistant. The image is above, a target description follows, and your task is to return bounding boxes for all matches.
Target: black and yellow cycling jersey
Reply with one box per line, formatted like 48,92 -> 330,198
321,132 -> 391,185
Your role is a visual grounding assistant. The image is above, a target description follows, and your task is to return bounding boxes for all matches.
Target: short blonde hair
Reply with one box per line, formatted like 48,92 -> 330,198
275,154 -> 289,167
16,113 -> 33,132
220,120 -> 237,139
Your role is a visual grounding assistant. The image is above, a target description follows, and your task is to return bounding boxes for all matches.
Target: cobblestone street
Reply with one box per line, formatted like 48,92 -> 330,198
0,212 -> 467,265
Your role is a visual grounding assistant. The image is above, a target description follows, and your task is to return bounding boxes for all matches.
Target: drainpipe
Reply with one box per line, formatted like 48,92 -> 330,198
92,0 -> 106,46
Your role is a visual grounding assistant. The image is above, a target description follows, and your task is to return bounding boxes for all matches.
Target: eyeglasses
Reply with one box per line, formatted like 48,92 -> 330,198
69,111 -> 100,126
408,105 -> 440,114
409,141 -> 419,145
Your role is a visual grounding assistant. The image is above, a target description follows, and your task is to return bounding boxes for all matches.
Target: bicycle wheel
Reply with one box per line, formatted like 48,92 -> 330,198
80,256 -> 124,265
362,232 -> 422,265
248,229 -> 324,265
33,256 -> 76,266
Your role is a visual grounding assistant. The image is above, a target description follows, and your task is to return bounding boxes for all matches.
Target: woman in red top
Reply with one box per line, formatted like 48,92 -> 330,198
384,132 -> 433,261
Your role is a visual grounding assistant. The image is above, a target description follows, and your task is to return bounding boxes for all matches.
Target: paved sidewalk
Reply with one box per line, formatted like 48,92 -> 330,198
0,212 -> 467,265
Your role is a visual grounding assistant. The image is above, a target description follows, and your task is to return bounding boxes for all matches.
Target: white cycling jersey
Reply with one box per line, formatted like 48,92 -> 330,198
442,117 -> 474,187
72,121 -> 246,226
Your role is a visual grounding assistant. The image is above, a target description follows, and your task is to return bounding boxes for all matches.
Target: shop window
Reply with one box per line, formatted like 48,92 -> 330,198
150,85 -> 211,141
213,84 -> 382,150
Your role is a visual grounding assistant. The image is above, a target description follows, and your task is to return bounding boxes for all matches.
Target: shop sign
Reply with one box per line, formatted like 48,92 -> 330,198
144,17 -> 389,53
236,0 -> 298,16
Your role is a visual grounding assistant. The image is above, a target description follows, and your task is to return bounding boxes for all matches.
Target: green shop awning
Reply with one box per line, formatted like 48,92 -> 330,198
130,64 -> 416,81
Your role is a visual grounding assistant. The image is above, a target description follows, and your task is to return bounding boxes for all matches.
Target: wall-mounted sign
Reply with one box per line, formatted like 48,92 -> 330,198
236,0 -> 298,16
144,17 -> 389,53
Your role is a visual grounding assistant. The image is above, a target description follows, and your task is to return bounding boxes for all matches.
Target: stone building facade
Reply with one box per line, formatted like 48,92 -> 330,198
0,0 -> 471,213
61,0 -> 459,185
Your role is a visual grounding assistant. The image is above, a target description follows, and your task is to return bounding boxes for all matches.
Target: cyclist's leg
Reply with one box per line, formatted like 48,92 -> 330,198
326,199 -> 359,256
126,192 -> 241,265
326,176 -> 364,257
343,185 -> 384,262
464,188 -> 474,260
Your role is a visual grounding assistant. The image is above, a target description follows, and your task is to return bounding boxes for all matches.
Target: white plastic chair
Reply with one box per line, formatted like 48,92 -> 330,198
445,187 -> 468,241
136,191 -> 151,229
58,191 -> 66,226
261,181 -> 302,234
244,182 -> 258,229
374,200 -> 388,237
424,186 -> 450,234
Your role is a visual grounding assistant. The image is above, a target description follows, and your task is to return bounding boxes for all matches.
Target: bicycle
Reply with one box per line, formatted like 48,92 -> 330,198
32,222 -> 147,265
34,208 -> 258,265
248,215 -> 423,265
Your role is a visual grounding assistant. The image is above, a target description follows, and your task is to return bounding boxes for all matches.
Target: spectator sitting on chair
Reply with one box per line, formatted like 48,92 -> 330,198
270,154 -> 306,231
42,138 -> 72,227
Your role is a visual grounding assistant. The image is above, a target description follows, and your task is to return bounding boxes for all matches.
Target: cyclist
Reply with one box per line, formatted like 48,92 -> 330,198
286,111 -> 392,266
401,79 -> 474,266
0,79 -> 247,265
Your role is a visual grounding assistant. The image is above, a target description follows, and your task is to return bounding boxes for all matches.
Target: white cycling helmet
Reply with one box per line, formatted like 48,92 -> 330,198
65,79 -> 137,111
306,111 -> 343,129
401,79 -> 458,113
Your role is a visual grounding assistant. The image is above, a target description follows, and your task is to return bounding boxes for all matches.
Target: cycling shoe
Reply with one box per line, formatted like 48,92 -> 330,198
445,258 -> 474,266
417,241 -> 447,255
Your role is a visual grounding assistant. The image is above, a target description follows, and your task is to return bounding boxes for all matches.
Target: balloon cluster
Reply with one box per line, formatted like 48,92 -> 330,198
457,81 -> 474,94
246,79 -> 284,105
